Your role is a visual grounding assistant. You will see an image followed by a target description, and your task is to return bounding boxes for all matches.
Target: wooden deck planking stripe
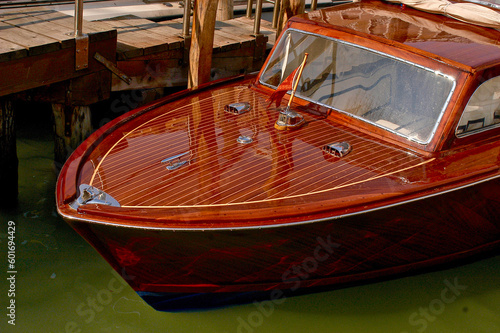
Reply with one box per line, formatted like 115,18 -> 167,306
91,89 -> 260,193
88,86 -> 426,207
96,94 -> 269,199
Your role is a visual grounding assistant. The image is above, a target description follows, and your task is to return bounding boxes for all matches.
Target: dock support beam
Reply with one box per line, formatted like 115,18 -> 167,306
188,0 -> 218,88
0,97 -> 18,208
52,104 -> 92,167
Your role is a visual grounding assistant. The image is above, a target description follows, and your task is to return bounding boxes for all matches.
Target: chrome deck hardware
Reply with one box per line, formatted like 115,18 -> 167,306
224,102 -> 251,115
70,184 -> 120,209
161,151 -> 192,171
274,109 -> 305,130
323,142 -> 352,158
237,135 -> 253,144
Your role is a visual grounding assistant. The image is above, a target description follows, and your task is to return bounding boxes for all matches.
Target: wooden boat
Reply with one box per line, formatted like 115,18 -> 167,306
56,0 -> 500,311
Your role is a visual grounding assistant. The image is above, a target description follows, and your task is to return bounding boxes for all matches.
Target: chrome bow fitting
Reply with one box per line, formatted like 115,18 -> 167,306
70,184 -> 121,209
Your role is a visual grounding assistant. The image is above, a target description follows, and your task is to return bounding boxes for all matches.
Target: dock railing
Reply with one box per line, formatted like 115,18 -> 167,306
74,0 -> 83,36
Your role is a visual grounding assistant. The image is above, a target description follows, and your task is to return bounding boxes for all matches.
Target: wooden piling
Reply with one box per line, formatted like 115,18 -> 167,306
0,97 -> 17,207
188,0 -> 219,88
52,104 -> 93,167
217,0 -> 234,21
276,0 -> 306,38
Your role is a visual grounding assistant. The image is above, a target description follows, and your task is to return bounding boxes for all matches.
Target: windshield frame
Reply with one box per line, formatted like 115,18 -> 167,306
258,28 -> 457,145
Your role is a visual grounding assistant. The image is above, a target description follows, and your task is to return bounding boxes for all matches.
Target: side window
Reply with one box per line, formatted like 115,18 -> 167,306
456,76 -> 500,136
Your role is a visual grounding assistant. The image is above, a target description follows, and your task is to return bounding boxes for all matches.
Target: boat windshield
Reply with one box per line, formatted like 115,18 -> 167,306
259,29 -> 456,144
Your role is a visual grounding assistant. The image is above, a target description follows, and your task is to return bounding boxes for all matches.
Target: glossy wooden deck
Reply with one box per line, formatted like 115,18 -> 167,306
55,74 -> 500,230
85,84 -> 431,206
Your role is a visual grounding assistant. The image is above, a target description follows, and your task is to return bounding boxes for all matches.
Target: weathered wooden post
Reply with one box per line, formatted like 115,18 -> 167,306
52,104 -> 93,167
217,0 -> 234,21
253,0 -> 263,35
276,0 -> 305,38
272,0 -> 282,29
0,97 -> 17,208
51,0 -> 93,167
311,0 -> 318,11
188,0 -> 218,88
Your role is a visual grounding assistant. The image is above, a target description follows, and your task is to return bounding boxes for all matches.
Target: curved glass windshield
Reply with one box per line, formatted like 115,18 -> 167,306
259,29 -> 455,144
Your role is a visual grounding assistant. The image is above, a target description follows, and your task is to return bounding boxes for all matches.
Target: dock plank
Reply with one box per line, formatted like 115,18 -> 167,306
213,24 -> 249,53
160,18 -> 240,53
1,11 -> 76,49
0,6 -> 117,97
230,16 -> 276,45
96,18 -> 172,59
0,20 -> 60,56
0,37 -> 27,62
22,9 -> 117,43
108,15 -> 184,51
215,21 -> 256,49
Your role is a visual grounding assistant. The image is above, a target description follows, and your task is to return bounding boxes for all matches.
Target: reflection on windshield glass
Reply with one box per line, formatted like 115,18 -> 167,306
260,29 -> 455,144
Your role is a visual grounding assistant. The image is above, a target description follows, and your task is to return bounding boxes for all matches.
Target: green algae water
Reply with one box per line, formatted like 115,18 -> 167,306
0,104 -> 498,333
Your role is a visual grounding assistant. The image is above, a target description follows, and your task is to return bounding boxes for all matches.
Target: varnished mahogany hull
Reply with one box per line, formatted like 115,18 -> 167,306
56,72 -> 500,310
62,178 -> 499,311
56,0 -> 500,310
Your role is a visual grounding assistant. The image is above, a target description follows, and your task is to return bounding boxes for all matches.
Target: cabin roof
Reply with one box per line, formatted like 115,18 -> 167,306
292,0 -> 500,71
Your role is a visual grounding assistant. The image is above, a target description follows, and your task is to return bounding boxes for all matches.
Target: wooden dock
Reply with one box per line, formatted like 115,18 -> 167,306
0,6 -> 117,206
96,14 -> 275,90
0,7 -> 116,97
0,6 -> 274,92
